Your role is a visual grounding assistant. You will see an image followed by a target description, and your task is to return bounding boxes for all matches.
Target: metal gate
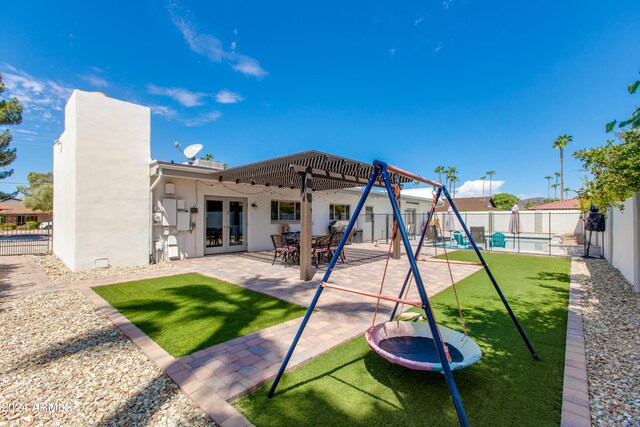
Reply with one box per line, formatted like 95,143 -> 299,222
0,214 -> 52,256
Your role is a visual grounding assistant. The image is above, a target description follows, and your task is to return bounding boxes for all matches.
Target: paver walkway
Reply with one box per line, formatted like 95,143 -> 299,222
1,248 -> 481,425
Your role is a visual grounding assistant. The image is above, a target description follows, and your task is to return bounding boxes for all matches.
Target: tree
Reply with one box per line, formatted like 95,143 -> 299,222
452,175 -> 460,197
17,172 -> 53,211
552,134 -> 573,200
554,172 -> 561,198
564,188 -> 572,199
544,175 -> 552,201
200,153 -> 214,161
606,76 -> 640,132
480,176 -> 486,197
551,183 -> 559,200
574,129 -> 640,211
0,73 -> 22,201
493,193 -> 519,210
434,165 -> 445,184
445,166 -> 457,193
485,170 -> 495,197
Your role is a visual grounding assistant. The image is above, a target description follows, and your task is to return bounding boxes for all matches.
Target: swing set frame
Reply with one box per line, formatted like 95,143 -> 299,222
267,160 -> 539,427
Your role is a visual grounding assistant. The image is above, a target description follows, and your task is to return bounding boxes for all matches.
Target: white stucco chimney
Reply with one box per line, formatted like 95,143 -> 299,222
53,90 -> 151,271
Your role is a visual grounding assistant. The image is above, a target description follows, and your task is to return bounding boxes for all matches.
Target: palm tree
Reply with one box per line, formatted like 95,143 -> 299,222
544,176 -> 552,201
486,170 -> 496,197
552,135 -> 573,200
480,176 -> 486,197
445,166 -> 457,193
564,188 -> 572,199
554,172 -> 561,198
434,166 -> 445,185
551,183 -> 559,200
453,176 -> 460,197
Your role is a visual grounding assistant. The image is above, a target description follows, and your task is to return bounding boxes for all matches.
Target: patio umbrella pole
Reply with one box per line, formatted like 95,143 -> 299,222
443,186 -> 540,361
267,167 -> 381,398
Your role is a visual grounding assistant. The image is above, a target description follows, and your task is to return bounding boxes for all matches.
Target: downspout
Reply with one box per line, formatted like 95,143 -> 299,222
149,167 -> 164,263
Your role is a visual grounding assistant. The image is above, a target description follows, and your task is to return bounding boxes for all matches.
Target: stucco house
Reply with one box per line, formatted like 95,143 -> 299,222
53,90 -> 432,272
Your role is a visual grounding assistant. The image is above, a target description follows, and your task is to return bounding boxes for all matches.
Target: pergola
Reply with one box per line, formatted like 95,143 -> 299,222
206,150 -> 414,280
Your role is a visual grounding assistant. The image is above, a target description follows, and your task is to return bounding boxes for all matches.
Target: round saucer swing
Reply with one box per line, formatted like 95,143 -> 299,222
365,199 -> 482,372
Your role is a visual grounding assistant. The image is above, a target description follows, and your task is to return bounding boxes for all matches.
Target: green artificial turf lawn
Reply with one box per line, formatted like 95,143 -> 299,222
93,273 -> 307,358
234,252 -> 570,427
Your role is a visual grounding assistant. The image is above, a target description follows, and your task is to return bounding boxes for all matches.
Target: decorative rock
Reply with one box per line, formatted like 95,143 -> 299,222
32,254 -> 175,284
0,290 -> 216,426
577,258 -> 640,426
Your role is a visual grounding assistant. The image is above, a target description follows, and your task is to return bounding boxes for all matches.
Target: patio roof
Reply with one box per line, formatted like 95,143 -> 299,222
153,150 -> 414,191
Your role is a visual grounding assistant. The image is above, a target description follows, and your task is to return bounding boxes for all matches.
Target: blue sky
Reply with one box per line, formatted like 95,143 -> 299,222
1,0 -> 639,199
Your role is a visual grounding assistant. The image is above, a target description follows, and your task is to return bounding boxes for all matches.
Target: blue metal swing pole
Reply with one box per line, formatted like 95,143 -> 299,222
442,185 -> 539,361
377,161 -> 469,427
389,187 -> 442,321
267,167 -> 381,398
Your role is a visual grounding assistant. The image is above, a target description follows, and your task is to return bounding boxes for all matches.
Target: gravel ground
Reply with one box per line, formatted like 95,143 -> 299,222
0,290 -> 216,427
32,255 -> 175,284
578,258 -> 640,426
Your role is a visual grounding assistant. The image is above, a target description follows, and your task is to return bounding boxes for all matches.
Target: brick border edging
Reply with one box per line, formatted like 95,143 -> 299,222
560,258 -> 591,426
80,287 -> 253,427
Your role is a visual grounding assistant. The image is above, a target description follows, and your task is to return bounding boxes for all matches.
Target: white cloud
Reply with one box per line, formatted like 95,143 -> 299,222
1,65 -> 73,122
443,0 -> 453,9
231,41 -> 237,50
215,90 -> 243,104
167,2 -> 267,78
149,104 -> 178,118
184,111 -> 222,127
388,48 -> 396,56
414,17 -> 425,26
79,74 -> 109,87
455,179 -> 505,198
434,42 -> 442,53
146,84 -> 207,107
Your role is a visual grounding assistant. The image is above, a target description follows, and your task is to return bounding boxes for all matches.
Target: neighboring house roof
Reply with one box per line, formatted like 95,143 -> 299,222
0,201 -> 51,215
435,197 -> 497,212
529,198 -> 581,210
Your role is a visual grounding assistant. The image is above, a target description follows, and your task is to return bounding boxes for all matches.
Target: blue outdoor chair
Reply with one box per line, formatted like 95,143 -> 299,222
489,232 -> 506,248
453,231 -> 469,247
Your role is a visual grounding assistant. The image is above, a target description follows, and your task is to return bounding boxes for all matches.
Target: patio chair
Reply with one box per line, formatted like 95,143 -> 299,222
271,234 -> 296,265
328,231 -> 346,263
453,231 -> 469,247
312,235 -> 332,268
489,232 -> 506,248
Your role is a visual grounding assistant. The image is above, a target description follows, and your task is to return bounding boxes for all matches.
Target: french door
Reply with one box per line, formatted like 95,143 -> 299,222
204,197 -> 248,254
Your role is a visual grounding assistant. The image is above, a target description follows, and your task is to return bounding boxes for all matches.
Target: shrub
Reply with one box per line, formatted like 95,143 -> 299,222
0,223 -> 17,230
26,221 -> 39,229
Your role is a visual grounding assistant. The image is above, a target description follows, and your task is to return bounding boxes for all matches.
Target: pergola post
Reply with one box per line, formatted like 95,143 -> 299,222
300,166 -> 313,281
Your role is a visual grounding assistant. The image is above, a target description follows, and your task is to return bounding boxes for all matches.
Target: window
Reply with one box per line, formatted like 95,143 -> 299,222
330,204 -> 350,221
271,200 -> 301,222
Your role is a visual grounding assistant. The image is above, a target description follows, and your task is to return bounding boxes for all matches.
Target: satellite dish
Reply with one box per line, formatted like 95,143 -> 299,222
183,144 -> 203,159
174,141 -> 203,164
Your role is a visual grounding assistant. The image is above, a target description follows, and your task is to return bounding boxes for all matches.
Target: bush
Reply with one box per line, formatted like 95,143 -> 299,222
26,221 -> 39,230
0,223 -> 17,230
